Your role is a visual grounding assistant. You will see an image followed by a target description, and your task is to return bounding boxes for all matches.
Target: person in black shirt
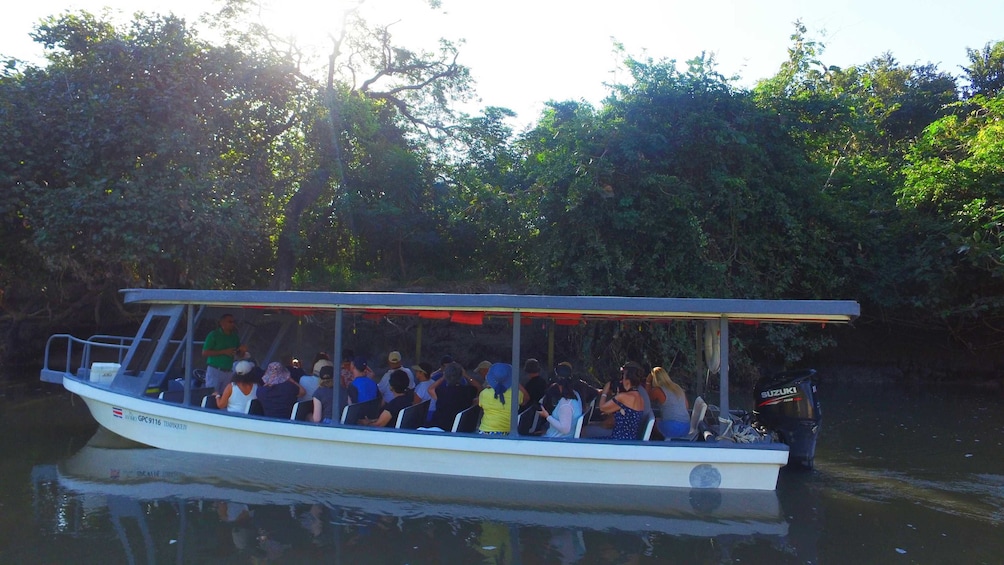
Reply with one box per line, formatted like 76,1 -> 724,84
362,369 -> 415,427
523,358 -> 546,406
428,362 -> 480,431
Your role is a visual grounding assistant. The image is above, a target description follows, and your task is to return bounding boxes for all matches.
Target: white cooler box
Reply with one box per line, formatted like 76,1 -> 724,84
90,362 -> 121,384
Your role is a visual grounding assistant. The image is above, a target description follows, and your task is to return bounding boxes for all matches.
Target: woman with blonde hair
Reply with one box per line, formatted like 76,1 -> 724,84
650,366 -> 690,439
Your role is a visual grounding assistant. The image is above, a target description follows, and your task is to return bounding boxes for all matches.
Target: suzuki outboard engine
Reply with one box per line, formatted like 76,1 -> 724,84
753,369 -> 820,470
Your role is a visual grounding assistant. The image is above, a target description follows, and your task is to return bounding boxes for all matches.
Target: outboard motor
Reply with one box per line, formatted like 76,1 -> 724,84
753,369 -> 820,470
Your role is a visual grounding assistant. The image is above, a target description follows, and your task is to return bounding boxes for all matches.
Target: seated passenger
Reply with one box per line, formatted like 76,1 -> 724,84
522,358 -> 547,407
256,361 -> 306,419
412,362 -> 436,422
309,365 -> 336,424
347,356 -> 378,405
430,355 -> 453,381
649,366 -> 690,439
361,369 -> 415,427
537,376 -> 583,438
282,353 -> 305,383
311,352 -> 333,377
428,362 -> 480,430
378,351 -> 415,403
598,362 -> 646,440
477,363 -> 527,435
473,360 -> 492,386
541,361 -> 574,411
338,348 -> 356,389
214,360 -> 258,412
299,373 -> 321,400
302,352 -> 330,397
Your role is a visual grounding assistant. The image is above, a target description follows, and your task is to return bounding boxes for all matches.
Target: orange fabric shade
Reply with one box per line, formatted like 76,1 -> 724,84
418,311 -> 452,319
451,311 -> 484,325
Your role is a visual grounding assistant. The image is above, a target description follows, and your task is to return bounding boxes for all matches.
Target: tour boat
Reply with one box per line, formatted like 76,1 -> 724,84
40,289 -> 859,491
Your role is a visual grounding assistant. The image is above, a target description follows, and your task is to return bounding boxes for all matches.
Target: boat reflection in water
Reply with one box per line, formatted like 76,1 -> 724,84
32,428 -> 795,562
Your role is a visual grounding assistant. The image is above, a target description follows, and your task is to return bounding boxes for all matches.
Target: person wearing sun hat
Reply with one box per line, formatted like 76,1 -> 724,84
256,361 -> 306,419
473,360 -> 492,385
378,351 -> 415,402
412,362 -> 436,422
477,363 -> 528,435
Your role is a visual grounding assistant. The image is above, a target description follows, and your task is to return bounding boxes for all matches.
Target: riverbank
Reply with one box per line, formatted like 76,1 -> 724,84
811,324 -> 1004,390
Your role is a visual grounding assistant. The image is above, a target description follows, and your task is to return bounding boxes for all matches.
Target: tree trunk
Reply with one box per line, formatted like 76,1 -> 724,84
271,86 -> 346,290
272,170 -> 329,290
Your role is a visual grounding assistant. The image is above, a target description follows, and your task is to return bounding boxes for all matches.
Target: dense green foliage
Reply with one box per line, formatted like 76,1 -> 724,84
2,9 -> 1003,376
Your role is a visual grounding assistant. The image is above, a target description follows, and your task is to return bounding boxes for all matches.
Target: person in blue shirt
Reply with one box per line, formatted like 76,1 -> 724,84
347,356 -> 378,405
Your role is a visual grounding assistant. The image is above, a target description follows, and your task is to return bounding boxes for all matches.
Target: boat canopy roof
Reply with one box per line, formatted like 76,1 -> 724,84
121,289 -> 859,325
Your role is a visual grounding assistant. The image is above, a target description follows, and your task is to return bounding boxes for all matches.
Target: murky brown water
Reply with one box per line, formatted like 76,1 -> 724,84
1,378 -> 1002,563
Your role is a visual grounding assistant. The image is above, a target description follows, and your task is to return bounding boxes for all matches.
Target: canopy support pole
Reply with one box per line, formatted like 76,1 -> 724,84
510,312 -> 521,436
719,314 -> 729,417
415,321 -> 423,367
332,309 -> 344,425
694,322 -> 705,397
184,304 -> 194,404
547,320 -> 555,372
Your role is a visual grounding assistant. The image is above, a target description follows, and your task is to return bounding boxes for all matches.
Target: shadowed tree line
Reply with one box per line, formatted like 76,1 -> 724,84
2,6 -> 1004,380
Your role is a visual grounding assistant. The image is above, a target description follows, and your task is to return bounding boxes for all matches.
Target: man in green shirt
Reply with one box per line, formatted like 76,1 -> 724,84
202,313 -> 244,394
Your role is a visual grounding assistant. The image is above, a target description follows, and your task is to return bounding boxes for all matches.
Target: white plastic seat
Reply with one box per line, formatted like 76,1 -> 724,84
395,399 -> 431,429
290,399 -> 314,421
672,396 -> 708,441
638,413 -> 656,441
451,405 -> 481,433
572,413 -> 586,438
517,405 -> 539,435
340,398 -> 378,424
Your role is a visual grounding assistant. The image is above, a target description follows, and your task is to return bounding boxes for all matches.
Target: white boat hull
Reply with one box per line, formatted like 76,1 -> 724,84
65,377 -> 788,491
46,431 -> 788,536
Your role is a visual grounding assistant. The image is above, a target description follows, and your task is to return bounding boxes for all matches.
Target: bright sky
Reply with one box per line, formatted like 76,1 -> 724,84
3,0 -> 1001,128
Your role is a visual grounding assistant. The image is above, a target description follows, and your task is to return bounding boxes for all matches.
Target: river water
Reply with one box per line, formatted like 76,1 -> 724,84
0,379 -> 1002,564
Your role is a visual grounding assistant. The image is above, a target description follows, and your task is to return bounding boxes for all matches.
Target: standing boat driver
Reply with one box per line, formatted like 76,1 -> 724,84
201,314 -> 245,395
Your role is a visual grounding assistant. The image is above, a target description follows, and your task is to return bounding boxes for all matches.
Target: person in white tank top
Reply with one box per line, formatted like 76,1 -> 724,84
215,360 -> 258,413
